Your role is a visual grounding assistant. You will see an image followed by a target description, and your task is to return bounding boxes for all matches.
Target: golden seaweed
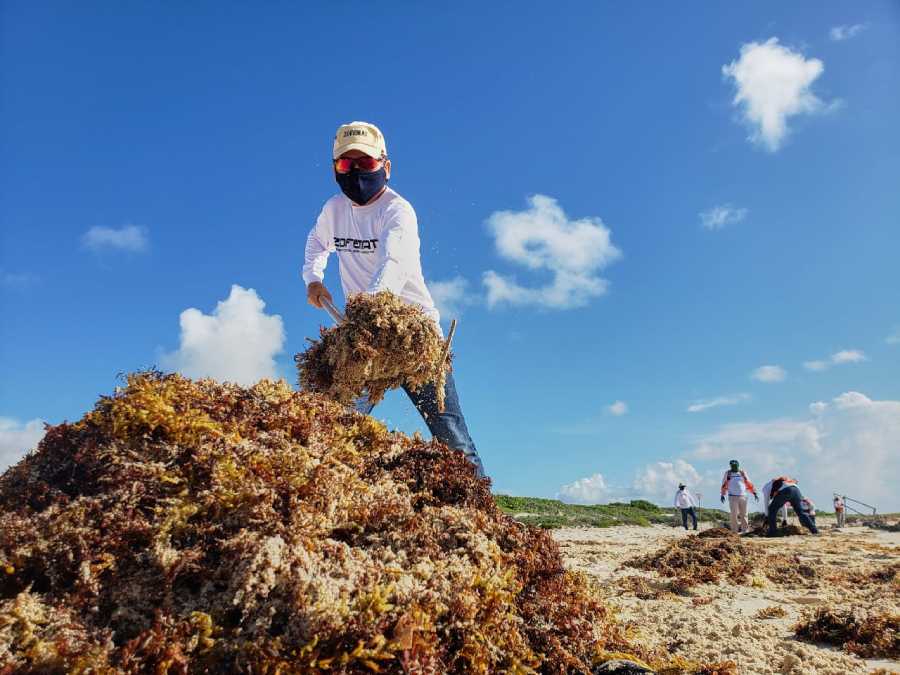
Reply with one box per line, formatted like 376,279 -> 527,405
296,292 -> 450,412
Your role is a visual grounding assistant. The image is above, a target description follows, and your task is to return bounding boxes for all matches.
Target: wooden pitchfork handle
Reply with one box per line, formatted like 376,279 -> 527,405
437,319 -> 457,372
321,297 -> 345,324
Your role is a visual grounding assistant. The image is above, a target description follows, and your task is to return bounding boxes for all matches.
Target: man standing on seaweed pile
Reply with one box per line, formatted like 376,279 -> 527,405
720,459 -> 759,533
301,121 -> 485,478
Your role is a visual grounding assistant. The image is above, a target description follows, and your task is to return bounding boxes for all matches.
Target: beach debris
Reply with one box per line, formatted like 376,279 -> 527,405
794,607 -> 900,659
754,605 -> 787,619
625,535 -> 754,588
1,370 -> 644,673
296,291 -> 451,411
592,657 -> 655,673
696,527 -> 735,539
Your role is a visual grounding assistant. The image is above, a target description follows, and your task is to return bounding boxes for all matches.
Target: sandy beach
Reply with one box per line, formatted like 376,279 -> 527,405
555,519 -> 899,675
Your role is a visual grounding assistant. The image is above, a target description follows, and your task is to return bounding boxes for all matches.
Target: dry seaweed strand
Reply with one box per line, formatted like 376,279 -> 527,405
794,608 -> 900,659
2,370 -> 723,674
295,291 -> 451,412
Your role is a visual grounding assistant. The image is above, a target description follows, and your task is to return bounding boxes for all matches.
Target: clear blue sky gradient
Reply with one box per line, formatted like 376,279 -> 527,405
2,2 -> 899,500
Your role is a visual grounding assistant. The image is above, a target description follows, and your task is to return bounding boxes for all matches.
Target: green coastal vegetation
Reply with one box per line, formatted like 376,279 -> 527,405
493,495 -> 728,529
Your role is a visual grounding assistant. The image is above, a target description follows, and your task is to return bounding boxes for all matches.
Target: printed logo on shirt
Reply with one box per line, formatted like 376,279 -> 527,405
334,237 -> 379,253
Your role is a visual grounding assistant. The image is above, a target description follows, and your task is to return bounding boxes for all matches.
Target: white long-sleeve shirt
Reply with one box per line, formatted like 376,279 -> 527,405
674,489 -> 697,509
302,187 -> 440,326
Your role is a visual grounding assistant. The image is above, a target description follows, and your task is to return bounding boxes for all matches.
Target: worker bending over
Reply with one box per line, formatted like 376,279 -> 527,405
761,476 -> 819,536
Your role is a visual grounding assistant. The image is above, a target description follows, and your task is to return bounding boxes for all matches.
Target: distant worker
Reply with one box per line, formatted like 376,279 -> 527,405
674,483 -> 698,531
833,494 -> 846,529
720,459 -> 759,533
761,476 -> 819,536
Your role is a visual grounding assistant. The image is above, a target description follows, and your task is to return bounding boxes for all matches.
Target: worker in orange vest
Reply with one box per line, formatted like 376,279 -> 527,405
720,459 -> 759,533
761,476 -> 819,536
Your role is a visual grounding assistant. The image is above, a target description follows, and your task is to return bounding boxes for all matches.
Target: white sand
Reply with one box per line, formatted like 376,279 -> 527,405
554,521 -> 900,675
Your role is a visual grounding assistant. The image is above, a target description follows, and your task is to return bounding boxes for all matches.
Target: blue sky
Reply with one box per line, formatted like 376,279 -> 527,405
2,2 -> 899,511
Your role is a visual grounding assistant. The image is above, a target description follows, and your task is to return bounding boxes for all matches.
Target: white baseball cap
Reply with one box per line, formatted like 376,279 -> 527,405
333,121 -> 387,159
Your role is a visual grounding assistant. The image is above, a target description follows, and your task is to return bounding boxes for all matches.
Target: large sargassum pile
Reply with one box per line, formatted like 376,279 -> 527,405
1,371 -> 650,674
296,292 -> 449,411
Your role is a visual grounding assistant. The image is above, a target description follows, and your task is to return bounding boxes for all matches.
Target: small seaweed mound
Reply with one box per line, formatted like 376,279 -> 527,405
1,371 -> 634,673
626,535 -> 753,589
696,528 -> 734,539
296,291 -> 450,411
794,608 -> 900,659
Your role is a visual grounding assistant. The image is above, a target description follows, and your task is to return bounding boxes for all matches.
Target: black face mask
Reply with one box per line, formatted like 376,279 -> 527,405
335,167 -> 387,205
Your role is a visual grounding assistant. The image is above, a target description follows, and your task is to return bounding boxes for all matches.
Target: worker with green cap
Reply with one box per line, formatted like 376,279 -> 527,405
720,459 -> 759,533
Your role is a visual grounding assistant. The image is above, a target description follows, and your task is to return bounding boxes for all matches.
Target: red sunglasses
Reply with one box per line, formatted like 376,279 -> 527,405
333,155 -> 385,174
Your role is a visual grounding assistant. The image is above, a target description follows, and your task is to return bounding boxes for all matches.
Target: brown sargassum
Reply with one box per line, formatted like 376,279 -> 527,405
1,371 -> 658,674
795,608 -> 900,659
296,292 -> 450,412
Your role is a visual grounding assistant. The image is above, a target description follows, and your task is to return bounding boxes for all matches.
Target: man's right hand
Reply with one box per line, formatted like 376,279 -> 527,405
307,281 -> 333,309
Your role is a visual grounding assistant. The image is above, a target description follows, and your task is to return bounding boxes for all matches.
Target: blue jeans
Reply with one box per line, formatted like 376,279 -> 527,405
354,371 -> 485,478
681,507 -> 697,530
767,485 -> 818,535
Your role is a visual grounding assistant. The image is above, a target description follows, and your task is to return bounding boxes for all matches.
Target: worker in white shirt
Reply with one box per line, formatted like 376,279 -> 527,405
674,483 -> 698,530
302,121 -> 484,478
719,459 -> 759,533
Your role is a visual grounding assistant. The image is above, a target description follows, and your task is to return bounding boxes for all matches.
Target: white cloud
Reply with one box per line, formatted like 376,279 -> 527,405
699,204 -> 748,230
559,472 -> 612,504
688,392 -> 900,511
82,224 -> 149,253
831,349 -> 866,364
428,276 -> 477,318
751,365 -> 786,382
0,417 -> 45,472
804,349 -> 867,371
483,195 -> 621,310
687,393 -> 750,413
722,38 -> 829,152
607,401 -> 628,416
160,285 -> 285,385
829,24 -> 866,41
558,460 -> 705,506
631,460 -> 703,503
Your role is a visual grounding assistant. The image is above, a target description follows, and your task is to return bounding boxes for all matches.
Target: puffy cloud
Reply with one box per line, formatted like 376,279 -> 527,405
160,285 -> 285,385
428,276 -> 477,318
607,401 -> 628,416
558,473 -> 612,504
687,393 -> 750,413
690,418 -> 822,460
0,417 -> 45,472
688,392 -> 900,511
559,460 -> 705,506
82,224 -> 149,253
751,365 -> 786,382
630,460 -> 702,502
483,195 -> 621,310
829,24 -> 866,41
831,349 -> 866,364
722,38 -> 829,152
804,349 -> 867,371
699,204 -> 747,230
